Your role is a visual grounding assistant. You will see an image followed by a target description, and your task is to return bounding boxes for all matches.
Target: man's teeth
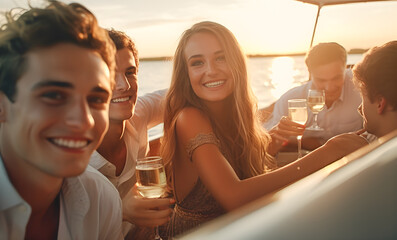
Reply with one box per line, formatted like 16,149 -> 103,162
204,81 -> 225,88
112,96 -> 130,103
53,138 -> 88,148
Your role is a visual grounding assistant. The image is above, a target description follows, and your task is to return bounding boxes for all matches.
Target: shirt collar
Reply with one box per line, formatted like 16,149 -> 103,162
56,167 -> 93,239
0,155 -> 26,211
89,133 -> 136,186
89,151 -> 109,170
60,168 -> 91,219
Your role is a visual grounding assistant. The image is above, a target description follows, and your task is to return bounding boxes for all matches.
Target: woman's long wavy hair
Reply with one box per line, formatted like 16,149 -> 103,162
161,21 -> 275,191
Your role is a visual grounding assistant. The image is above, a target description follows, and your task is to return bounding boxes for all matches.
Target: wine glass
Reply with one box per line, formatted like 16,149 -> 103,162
288,99 -> 308,158
306,89 -> 325,131
136,156 -> 167,240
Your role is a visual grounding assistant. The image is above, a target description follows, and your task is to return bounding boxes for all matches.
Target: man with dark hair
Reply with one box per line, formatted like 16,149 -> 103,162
265,42 -> 363,155
352,41 -> 397,138
0,1 -> 123,239
89,29 -> 172,238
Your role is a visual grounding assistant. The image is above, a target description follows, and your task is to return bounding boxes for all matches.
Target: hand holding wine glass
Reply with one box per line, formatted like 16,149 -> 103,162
288,99 -> 308,158
307,89 -> 325,131
136,156 -> 167,240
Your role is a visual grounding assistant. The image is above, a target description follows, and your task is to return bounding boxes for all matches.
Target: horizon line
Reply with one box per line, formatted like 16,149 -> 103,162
140,48 -> 368,61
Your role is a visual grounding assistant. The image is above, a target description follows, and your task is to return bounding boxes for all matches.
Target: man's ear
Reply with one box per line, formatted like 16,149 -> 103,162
0,93 -> 8,122
377,96 -> 388,114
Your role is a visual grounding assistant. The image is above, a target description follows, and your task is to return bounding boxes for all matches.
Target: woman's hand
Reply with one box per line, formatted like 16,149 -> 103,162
122,184 -> 175,227
268,116 -> 305,156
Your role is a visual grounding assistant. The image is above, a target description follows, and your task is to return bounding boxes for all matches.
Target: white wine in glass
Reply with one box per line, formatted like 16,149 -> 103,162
288,99 -> 308,158
307,89 -> 325,131
136,156 -> 167,240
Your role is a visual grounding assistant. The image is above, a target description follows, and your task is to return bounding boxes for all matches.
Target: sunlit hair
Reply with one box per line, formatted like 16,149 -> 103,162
161,21 -> 275,189
0,0 -> 116,102
353,41 -> 397,110
108,29 -> 139,71
305,42 -> 347,72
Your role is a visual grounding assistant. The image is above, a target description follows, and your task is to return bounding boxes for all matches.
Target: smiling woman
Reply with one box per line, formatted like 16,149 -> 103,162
159,21 -> 276,238
185,32 -> 234,103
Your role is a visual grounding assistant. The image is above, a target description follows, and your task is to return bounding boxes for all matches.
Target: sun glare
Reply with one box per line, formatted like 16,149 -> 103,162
270,57 -> 298,99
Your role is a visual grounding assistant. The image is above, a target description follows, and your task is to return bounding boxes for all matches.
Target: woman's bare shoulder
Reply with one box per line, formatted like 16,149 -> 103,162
176,107 -> 214,142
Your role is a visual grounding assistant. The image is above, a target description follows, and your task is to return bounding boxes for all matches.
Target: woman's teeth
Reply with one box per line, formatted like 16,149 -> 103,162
204,81 -> 224,88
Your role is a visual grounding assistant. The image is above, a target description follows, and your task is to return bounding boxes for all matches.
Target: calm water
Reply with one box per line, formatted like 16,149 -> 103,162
138,54 -> 363,137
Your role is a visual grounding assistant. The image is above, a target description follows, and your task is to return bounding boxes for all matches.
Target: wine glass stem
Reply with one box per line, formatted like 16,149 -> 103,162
313,113 -> 318,127
154,226 -> 162,240
297,135 -> 302,158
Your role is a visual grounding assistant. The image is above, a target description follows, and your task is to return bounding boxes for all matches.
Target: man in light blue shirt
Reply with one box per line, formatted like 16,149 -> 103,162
265,43 -> 363,155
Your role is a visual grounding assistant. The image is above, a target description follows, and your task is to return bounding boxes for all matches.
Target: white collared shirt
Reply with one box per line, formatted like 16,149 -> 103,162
265,69 -> 363,141
0,159 -> 123,240
89,89 -> 166,235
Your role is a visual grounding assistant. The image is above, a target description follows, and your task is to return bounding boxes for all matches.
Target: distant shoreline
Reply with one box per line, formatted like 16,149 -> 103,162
140,48 -> 368,62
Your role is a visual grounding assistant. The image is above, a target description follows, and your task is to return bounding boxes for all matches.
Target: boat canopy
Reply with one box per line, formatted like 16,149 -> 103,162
296,0 -> 395,6
295,0 -> 397,47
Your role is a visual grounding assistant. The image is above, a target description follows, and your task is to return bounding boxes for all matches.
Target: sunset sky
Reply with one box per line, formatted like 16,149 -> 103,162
1,0 -> 397,58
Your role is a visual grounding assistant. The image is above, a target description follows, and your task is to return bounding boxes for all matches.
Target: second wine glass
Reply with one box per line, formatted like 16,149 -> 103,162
306,89 -> 325,131
136,156 -> 167,240
288,99 -> 308,158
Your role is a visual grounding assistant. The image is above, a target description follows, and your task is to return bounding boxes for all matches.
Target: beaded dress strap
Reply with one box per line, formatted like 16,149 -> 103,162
186,133 -> 220,161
